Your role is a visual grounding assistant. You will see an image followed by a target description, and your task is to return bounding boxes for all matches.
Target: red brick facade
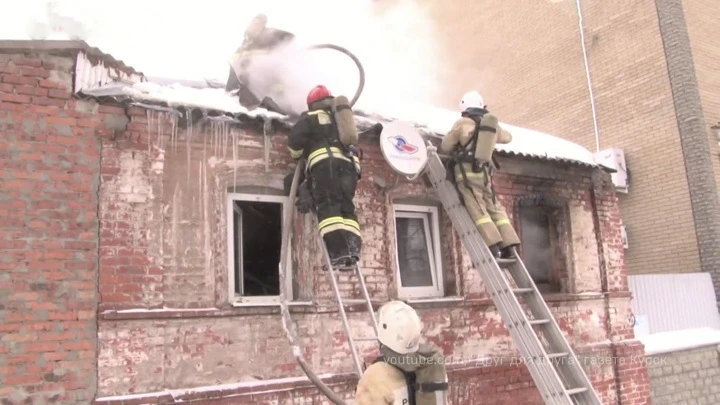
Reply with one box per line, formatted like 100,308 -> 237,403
0,46 -> 650,404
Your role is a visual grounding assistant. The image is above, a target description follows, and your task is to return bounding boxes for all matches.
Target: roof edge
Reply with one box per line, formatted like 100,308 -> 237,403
0,39 -> 144,77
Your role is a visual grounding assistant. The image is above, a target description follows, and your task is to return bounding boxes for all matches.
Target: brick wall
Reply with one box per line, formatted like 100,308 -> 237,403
681,0 -> 720,302
0,51 -> 108,403
416,0 -> 701,277
90,105 -> 644,404
647,345 -> 720,404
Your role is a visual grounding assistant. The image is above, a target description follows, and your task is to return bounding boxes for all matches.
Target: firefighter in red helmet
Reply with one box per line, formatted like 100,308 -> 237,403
287,85 -> 362,270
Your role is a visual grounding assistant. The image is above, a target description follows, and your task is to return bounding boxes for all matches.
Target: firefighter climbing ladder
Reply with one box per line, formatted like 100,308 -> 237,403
420,142 -> 603,405
278,157 -> 377,405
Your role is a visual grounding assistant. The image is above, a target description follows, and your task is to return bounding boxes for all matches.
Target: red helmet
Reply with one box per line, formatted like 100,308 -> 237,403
306,85 -> 332,105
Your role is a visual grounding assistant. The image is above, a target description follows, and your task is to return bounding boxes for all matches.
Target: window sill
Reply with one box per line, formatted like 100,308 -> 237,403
406,296 -> 464,304
230,301 -> 314,308
99,301 -> 317,321
405,296 -> 464,309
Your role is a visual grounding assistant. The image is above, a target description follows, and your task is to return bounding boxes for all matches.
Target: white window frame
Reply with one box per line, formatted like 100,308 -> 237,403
226,193 -> 291,305
392,204 -> 444,299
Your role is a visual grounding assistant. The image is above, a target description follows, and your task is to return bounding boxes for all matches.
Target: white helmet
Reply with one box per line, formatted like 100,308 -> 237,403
377,300 -> 422,354
459,90 -> 485,111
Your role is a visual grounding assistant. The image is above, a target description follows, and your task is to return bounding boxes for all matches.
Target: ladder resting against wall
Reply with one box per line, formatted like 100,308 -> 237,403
278,158 -> 377,405
423,143 -> 603,405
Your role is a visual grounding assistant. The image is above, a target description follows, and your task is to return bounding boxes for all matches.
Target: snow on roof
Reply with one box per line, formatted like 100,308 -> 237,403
355,103 -> 600,168
637,327 -> 720,356
80,81 -> 603,169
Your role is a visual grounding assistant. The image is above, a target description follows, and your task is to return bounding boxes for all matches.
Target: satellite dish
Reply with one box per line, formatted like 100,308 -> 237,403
379,120 -> 428,177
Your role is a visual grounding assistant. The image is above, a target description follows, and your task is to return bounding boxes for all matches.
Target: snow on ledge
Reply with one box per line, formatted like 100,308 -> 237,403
100,306 -> 219,314
638,327 -> 720,356
94,373 -> 338,402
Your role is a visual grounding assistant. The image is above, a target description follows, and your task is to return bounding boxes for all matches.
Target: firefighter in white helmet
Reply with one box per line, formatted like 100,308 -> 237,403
441,90 -> 521,259
355,301 -> 448,405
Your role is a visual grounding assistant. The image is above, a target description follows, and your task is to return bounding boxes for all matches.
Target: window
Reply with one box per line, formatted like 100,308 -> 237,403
227,193 -> 290,304
518,205 -> 561,293
392,204 -> 444,298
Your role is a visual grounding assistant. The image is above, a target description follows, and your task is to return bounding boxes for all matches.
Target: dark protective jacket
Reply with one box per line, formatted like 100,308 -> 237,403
287,98 -> 360,173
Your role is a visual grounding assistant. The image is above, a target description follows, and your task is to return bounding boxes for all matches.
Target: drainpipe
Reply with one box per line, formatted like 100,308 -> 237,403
575,0 -> 601,153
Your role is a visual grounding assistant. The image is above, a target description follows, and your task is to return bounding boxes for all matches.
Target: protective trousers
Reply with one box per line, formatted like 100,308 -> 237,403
454,163 -> 520,248
309,157 -> 362,261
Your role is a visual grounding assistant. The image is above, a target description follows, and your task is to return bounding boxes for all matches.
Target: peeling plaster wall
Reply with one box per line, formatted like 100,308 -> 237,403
93,106 -> 640,403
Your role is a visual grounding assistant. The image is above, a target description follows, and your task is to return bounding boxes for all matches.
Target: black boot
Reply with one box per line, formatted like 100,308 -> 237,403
489,244 -> 502,259
328,256 -> 355,272
500,245 -> 518,259
345,232 -> 363,263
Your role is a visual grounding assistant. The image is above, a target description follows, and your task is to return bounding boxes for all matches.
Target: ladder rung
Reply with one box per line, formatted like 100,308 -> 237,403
566,387 -> 588,396
342,299 -> 368,305
512,288 -> 533,295
547,352 -> 568,359
496,258 -> 517,266
529,319 -> 549,326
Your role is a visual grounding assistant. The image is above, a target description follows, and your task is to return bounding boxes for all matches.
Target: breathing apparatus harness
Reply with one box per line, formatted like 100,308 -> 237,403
371,349 -> 449,405
451,108 -> 500,203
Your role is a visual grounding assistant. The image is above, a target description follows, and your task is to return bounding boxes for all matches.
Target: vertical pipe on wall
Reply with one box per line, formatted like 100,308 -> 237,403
575,0 -> 601,153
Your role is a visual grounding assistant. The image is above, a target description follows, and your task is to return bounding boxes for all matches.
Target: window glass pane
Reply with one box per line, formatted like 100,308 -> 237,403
396,216 -> 434,287
519,206 -> 552,284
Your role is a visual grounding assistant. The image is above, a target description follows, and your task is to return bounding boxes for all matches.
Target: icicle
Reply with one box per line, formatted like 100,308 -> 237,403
186,109 -> 193,188
263,118 -> 271,173
232,129 -> 237,193
146,109 -> 152,153
222,122 -> 229,158
171,114 -> 178,153
157,111 -> 164,150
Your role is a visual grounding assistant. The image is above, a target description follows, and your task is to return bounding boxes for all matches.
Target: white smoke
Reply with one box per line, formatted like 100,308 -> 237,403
236,0 -> 442,116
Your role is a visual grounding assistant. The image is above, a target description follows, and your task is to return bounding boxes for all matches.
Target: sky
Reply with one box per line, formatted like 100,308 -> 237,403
0,0 -> 445,113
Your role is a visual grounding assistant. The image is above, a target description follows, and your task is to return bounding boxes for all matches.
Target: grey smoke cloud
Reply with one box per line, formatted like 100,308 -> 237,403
232,0 -> 443,116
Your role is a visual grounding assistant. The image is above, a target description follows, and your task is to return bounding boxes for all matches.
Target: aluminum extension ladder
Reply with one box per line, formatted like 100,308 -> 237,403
315,218 -> 380,377
423,144 -> 602,405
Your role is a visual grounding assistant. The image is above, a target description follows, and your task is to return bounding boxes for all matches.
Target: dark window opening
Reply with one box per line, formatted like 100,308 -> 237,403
519,205 -> 560,293
232,200 -> 282,297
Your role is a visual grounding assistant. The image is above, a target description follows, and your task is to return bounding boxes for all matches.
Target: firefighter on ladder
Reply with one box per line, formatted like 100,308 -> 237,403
441,90 -> 521,259
287,85 -> 363,270
225,13 -> 295,113
355,300 -> 449,405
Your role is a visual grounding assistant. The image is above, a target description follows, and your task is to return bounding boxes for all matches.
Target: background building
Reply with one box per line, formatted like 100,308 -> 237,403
412,0 -> 720,303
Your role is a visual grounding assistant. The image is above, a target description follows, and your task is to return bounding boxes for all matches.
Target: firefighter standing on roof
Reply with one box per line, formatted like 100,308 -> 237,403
355,300 -> 449,405
225,13 -> 295,113
441,91 -> 521,259
287,85 -> 363,270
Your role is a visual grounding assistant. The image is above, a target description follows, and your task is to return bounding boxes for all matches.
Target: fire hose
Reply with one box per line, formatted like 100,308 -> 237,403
276,43 -> 367,405
306,43 -> 365,109
229,43 -> 365,117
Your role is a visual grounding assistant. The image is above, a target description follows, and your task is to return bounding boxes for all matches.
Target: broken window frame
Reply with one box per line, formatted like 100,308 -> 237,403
226,192 -> 291,305
392,204 -> 444,299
